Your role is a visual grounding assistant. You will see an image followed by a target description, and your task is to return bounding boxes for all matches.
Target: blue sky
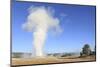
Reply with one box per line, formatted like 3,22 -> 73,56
12,1 -> 96,53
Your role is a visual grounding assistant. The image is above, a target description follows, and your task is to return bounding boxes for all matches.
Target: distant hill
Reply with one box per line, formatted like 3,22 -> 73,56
12,52 -> 32,58
12,52 -> 80,58
47,52 -> 80,57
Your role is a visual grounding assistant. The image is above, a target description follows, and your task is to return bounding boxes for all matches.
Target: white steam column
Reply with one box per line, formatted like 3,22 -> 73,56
22,6 -> 62,57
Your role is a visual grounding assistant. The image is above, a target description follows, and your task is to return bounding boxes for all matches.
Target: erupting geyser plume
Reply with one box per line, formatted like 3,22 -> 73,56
22,6 -> 62,57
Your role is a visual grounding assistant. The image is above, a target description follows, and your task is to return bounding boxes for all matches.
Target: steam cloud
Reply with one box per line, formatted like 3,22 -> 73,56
22,6 -> 62,57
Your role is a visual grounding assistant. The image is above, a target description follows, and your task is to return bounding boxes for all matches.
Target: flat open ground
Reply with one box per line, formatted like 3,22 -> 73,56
12,55 -> 96,66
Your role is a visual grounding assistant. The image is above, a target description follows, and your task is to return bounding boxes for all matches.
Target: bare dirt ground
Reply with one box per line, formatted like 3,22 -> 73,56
12,55 -> 96,66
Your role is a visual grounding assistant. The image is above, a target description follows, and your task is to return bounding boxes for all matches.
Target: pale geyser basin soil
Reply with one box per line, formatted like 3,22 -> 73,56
12,56 -> 96,66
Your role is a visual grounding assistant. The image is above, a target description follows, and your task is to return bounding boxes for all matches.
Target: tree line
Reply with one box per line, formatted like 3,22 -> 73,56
80,44 -> 96,57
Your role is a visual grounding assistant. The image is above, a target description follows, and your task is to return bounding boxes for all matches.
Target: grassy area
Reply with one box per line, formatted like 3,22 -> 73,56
12,55 -> 96,66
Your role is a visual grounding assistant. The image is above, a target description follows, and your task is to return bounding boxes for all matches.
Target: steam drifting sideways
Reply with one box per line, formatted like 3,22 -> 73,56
22,6 -> 62,57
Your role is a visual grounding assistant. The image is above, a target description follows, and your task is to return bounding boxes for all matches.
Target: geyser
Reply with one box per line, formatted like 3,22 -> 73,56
22,6 -> 62,57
